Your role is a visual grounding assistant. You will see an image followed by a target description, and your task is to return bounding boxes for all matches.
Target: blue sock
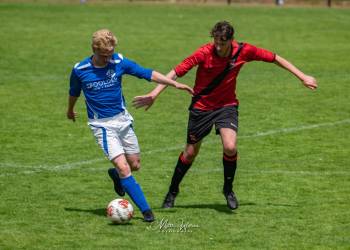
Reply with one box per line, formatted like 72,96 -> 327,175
120,175 -> 150,213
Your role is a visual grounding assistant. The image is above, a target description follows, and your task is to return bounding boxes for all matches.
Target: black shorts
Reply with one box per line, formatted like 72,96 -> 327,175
187,105 -> 238,144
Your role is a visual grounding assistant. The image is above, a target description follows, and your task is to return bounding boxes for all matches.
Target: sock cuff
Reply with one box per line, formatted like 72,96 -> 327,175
223,153 -> 238,162
179,152 -> 192,165
120,175 -> 135,185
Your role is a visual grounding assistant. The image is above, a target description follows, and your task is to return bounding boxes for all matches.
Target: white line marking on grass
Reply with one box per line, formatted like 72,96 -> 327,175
0,163 -> 22,168
50,159 -> 104,170
1,118 -> 349,177
239,119 -> 350,139
0,159 -> 104,170
83,165 -> 350,176
189,168 -> 350,176
2,167 -> 348,177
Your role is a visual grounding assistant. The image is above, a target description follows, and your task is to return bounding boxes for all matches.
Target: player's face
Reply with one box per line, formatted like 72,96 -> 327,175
93,48 -> 114,67
214,36 -> 232,57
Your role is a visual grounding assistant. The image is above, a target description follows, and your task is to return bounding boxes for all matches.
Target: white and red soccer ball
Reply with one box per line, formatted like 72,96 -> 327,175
106,198 -> 134,224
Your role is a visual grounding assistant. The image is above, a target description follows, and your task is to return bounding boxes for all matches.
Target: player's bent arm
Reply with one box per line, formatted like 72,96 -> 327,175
133,70 -> 179,110
151,70 -> 193,94
67,95 -> 79,122
274,54 -> 318,90
149,70 -> 178,98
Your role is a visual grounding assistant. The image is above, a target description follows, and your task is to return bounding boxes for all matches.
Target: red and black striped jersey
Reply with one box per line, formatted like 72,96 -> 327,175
174,41 -> 275,110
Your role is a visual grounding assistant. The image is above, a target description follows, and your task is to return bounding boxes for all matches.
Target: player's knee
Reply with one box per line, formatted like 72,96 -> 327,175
117,164 -> 131,178
183,150 -> 197,163
111,154 -> 132,177
125,155 -> 141,172
223,143 -> 237,157
130,160 -> 141,171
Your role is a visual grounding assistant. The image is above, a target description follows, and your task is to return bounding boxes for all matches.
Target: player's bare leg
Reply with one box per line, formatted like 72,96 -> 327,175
110,154 -> 154,222
108,154 -> 130,196
108,153 -> 141,196
126,153 -> 141,171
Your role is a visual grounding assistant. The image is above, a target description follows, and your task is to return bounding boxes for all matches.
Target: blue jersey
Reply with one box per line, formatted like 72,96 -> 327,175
69,53 -> 153,119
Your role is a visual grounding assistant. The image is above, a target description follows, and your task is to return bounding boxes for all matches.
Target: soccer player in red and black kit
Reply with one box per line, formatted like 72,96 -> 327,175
133,21 -> 317,210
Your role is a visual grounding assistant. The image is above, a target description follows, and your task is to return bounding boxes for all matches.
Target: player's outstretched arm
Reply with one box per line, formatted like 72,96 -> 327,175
274,54 -> 318,90
133,70 -> 190,111
151,70 -> 193,94
67,95 -> 79,122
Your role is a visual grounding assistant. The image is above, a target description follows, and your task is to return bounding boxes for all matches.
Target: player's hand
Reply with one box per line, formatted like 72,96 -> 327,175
67,110 -> 78,122
174,83 -> 194,95
302,75 -> 318,90
132,95 -> 155,111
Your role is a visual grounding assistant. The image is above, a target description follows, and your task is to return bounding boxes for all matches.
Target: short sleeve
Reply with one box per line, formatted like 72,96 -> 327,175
122,58 -> 153,81
69,68 -> 82,97
174,47 -> 206,77
243,43 -> 275,63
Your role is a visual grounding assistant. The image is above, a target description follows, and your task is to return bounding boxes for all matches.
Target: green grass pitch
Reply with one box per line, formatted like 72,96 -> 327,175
0,2 -> 349,249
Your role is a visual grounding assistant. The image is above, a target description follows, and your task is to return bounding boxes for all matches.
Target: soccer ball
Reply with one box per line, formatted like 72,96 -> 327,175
106,198 -> 134,224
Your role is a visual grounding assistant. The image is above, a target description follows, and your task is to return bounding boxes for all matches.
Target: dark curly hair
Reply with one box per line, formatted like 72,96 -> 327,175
210,21 -> 235,41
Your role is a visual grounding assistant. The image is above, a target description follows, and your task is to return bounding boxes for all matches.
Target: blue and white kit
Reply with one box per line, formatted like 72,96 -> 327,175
69,53 -> 153,160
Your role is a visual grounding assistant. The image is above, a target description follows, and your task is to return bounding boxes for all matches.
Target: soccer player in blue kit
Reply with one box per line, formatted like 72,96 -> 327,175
67,29 -> 193,222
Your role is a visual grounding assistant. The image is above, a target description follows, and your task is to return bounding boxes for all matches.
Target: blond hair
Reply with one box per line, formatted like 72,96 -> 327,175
92,29 -> 117,52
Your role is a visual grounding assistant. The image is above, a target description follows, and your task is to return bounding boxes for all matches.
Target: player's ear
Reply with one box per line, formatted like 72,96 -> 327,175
92,45 -> 96,54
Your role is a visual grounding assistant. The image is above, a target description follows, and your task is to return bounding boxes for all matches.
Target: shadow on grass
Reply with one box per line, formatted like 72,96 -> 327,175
163,201 -> 296,213
175,204 -> 234,214
64,207 -> 145,224
166,203 -> 252,214
65,207 -> 106,217
265,202 -> 299,207
152,201 -> 259,214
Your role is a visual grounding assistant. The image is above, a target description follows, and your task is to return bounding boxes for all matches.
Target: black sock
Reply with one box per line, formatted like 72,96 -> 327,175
169,152 -> 192,194
223,153 -> 238,193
